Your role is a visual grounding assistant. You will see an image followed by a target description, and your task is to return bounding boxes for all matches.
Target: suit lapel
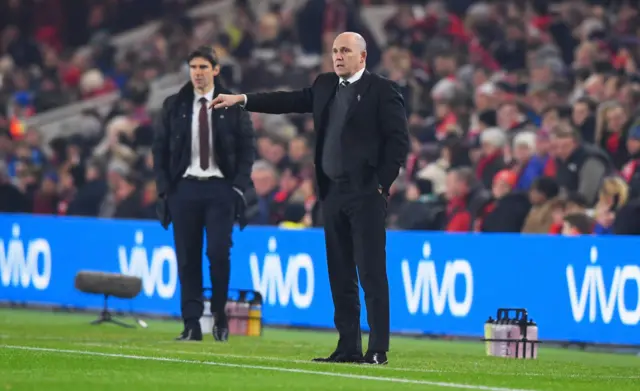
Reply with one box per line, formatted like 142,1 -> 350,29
344,70 -> 372,123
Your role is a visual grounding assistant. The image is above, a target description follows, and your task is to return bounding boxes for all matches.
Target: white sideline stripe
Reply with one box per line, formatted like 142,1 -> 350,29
1,345 -> 536,391
70,342 -> 640,380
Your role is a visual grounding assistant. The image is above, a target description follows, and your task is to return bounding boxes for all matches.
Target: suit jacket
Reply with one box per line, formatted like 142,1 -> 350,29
245,70 -> 409,200
152,81 -> 256,228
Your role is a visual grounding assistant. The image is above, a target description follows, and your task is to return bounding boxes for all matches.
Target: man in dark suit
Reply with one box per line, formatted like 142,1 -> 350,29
212,32 -> 409,364
152,46 -> 256,342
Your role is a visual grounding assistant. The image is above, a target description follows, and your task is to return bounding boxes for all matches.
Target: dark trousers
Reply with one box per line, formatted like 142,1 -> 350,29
167,177 -> 236,328
322,180 -> 390,353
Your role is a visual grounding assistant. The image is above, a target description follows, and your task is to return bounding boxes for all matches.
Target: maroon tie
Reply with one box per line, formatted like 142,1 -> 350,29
198,97 -> 210,170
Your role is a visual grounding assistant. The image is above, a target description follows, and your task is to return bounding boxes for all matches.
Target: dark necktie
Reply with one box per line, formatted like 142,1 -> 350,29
340,80 -> 350,88
198,97 -> 210,170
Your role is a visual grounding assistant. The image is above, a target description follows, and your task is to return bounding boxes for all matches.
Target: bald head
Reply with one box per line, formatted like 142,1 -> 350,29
336,32 -> 366,51
332,32 -> 367,78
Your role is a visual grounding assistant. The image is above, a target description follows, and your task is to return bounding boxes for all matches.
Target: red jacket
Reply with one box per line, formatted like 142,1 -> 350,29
446,197 -> 471,232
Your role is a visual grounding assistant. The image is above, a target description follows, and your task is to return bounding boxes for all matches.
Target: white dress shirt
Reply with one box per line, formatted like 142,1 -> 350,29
340,67 -> 365,85
184,88 -> 224,178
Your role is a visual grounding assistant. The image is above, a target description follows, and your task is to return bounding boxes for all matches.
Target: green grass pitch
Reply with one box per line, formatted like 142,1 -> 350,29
0,309 -> 638,391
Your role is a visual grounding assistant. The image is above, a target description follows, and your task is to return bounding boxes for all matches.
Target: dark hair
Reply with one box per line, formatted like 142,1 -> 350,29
566,191 -> 588,208
531,176 -> 559,199
187,45 -> 218,67
563,213 -> 594,234
574,96 -> 597,113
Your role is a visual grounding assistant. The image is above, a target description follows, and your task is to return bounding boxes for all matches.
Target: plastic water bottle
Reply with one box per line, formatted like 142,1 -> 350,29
200,299 -> 213,333
237,291 -> 249,335
247,296 -> 262,337
484,317 -> 494,355
525,319 -> 539,359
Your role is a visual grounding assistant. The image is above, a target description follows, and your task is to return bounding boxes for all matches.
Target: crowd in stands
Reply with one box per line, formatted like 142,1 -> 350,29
2,0 -> 640,236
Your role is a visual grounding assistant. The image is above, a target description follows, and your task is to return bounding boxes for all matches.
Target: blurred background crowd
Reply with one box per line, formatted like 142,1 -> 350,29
2,0 -> 640,236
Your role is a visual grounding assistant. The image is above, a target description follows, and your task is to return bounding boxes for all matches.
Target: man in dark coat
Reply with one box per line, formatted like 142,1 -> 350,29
211,32 -> 409,365
152,46 -> 256,342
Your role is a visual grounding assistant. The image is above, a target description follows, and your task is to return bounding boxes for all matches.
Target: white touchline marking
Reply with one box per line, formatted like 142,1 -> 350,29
1,345 -> 537,391
68,341 -> 640,380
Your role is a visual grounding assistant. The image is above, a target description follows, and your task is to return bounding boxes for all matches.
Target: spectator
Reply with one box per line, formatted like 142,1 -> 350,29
0,159 -> 27,212
565,192 -> 589,215
522,177 -> 561,234
476,127 -> 507,189
444,167 -> 490,232
476,169 -> 531,232
552,124 -> 613,206
562,213 -> 595,236
593,176 -> 629,234
67,161 -> 108,217
512,131 -> 544,191
620,125 -> 640,198
248,160 -> 278,225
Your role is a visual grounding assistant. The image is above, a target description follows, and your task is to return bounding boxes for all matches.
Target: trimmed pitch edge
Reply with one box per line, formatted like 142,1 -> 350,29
1,345 -> 537,391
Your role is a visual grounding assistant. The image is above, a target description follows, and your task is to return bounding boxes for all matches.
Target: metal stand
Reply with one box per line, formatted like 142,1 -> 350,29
90,294 -> 136,328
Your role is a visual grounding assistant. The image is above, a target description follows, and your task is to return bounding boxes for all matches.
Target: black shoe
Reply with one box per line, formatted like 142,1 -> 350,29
312,351 -> 363,363
363,351 -> 387,365
213,325 -> 229,342
175,327 -> 202,341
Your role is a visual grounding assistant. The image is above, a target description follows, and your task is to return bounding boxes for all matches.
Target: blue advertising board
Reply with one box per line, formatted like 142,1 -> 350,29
0,213 -> 638,345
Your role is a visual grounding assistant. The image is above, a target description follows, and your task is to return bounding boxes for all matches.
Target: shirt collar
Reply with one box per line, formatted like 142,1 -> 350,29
194,87 -> 215,103
340,68 -> 365,85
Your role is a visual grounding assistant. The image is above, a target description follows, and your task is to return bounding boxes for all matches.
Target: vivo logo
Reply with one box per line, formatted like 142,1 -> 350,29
0,224 -> 52,290
250,237 -> 314,309
567,246 -> 640,326
402,242 -> 473,317
118,231 -> 177,299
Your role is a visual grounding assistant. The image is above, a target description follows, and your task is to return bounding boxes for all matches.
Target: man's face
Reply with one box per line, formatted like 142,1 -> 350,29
626,138 -> 640,155
492,179 -> 512,199
189,57 -> 217,92
606,107 -> 627,133
572,102 -> 590,126
445,172 -> 463,200
434,56 -> 456,77
542,109 -> 559,130
288,138 -> 308,162
514,144 -> 532,163
251,168 -> 276,196
553,136 -> 576,160
332,34 -> 365,78
529,188 -> 545,205
536,136 -> 550,156
497,104 -> 517,129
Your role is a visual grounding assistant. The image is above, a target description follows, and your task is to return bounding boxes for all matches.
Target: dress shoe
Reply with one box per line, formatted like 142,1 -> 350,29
312,351 -> 363,363
213,325 -> 229,342
363,351 -> 387,365
175,327 -> 202,341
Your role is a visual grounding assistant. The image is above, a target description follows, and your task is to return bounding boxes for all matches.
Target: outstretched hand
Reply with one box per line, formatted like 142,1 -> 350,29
210,94 -> 244,109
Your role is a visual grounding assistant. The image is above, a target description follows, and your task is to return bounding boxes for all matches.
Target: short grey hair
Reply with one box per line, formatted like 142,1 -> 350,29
252,159 -> 277,175
452,166 -> 477,188
480,127 -> 507,148
513,131 -> 537,150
